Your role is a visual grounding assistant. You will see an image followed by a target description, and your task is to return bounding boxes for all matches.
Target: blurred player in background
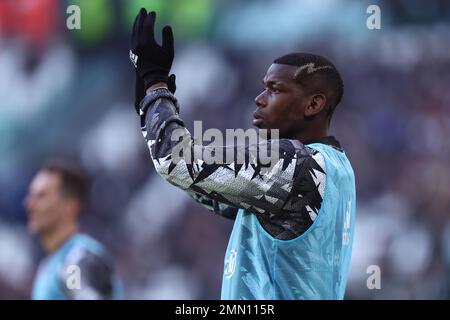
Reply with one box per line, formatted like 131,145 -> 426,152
130,9 -> 356,299
25,162 -> 122,300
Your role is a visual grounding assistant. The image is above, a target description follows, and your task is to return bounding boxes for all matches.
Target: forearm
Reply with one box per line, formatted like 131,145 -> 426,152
138,88 -> 314,216
138,88 -> 333,240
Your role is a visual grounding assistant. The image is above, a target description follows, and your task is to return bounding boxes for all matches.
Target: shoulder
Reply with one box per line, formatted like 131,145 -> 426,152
63,234 -> 113,275
72,234 -> 105,251
59,235 -> 117,299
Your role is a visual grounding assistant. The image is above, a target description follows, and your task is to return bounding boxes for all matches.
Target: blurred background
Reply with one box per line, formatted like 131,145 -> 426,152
0,0 -> 449,299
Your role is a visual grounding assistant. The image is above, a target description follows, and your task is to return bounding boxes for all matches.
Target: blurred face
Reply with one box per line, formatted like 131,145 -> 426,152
25,171 -> 68,235
254,64 -> 313,139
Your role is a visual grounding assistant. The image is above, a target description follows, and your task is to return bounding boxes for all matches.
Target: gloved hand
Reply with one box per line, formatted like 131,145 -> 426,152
130,8 -> 174,91
134,72 -> 176,114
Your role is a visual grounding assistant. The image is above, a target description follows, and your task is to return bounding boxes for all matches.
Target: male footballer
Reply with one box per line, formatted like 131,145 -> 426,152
130,9 -> 356,299
25,163 -> 122,300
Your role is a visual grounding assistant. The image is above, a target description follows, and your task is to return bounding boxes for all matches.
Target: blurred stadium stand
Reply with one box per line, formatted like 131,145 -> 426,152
0,0 -> 449,299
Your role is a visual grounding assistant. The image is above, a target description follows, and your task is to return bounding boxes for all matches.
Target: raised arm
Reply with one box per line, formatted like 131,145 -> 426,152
130,9 -> 327,239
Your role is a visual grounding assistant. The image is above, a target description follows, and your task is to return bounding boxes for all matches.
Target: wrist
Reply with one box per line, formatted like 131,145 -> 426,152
142,70 -> 169,92
146,82 -> 168,94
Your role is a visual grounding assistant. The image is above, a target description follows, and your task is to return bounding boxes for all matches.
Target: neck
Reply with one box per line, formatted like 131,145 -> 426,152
40,221 -> 78,254
294,126 -> 328,145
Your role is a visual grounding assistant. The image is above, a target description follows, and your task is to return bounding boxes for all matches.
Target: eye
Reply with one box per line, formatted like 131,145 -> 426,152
261,82 -> 282,94
272,88 -> 281,93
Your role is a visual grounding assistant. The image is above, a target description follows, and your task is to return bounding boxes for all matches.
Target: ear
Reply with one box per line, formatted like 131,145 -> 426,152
305,94 -> 327,117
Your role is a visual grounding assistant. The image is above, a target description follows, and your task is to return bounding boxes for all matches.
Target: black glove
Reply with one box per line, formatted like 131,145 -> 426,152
134,72 -> 176,114
130,8 -> 174,90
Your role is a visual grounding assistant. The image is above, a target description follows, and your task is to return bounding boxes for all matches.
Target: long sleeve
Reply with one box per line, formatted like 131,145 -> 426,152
187,191 -> 239,220
139,88 -> 327,239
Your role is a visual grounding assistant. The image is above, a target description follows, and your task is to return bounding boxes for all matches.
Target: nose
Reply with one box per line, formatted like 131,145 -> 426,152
255,91 -> 266,108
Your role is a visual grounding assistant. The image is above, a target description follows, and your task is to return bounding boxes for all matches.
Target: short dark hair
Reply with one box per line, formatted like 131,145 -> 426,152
274,52 -> 344,121
42,161 -> 87,204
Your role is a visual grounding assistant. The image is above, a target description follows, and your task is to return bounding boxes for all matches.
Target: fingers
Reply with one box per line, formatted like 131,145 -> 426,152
135,8 -> 147,34
162,26 -> 174,53
131,8 -> 146,48
143,11 -> 156,40
136,9 -> 173,50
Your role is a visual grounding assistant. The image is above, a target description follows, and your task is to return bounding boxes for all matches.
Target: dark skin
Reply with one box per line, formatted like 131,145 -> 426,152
254,63 -> 329,143
147,63 -> 329,144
